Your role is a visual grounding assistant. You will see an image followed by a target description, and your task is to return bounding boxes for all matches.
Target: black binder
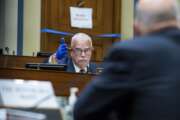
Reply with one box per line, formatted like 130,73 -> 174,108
36,52 -> 53,57
25,63 -> 67,71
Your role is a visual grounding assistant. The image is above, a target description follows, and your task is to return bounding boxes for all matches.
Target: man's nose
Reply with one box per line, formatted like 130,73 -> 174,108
81,51 -> 86,56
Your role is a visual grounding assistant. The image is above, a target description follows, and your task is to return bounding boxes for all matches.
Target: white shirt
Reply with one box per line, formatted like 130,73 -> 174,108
73,62 -> 88,73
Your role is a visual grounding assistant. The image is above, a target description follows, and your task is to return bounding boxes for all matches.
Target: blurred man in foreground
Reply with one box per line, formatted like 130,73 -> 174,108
49,33 -> 97,73
74,0 -> 180,120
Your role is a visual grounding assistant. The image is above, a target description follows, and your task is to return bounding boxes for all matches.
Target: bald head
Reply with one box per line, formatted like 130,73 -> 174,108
135,0 -> 179,34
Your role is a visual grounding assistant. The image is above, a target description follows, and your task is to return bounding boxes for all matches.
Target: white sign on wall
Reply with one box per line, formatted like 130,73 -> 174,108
70,7 -> 93,29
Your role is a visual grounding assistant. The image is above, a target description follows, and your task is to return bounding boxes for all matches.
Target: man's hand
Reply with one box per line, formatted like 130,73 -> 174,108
56,38 -> 68,60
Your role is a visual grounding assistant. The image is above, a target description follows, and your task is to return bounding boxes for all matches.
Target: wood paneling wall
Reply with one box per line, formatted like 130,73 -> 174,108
41,0 -> 121,61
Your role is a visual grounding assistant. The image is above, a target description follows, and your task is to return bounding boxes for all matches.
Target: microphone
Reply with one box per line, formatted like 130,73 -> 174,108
5,47 -> 9,55
29,93 -> 55,109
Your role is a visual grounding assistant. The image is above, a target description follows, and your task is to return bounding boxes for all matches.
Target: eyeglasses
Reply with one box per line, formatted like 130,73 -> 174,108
72,48 -> 93,55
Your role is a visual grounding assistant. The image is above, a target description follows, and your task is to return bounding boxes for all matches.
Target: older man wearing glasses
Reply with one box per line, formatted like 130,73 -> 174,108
48,33 -> 97,73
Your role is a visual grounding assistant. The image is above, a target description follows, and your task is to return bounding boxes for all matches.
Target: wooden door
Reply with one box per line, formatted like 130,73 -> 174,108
41,0 -> 121,61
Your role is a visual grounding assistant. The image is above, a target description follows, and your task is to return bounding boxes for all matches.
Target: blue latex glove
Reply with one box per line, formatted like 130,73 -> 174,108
56,38 -> 68,60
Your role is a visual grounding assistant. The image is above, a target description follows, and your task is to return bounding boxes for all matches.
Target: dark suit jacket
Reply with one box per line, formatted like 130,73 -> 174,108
46,55 -> 98,73
74,27 -> 180,120
66,58 -> 97,74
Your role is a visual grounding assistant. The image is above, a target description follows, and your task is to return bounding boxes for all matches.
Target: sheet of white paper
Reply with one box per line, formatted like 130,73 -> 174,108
70,7 -> 93,29
0,79 -> 58,109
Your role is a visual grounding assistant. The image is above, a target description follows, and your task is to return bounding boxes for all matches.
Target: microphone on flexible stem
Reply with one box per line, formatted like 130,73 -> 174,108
5,47 -> 9,55
87,66 -> 92,74
12,50 -> 15,55
29,94 -> 54,110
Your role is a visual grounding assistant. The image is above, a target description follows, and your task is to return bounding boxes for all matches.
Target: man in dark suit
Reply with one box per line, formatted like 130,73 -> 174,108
74,0 -> 180,120
48,33 -> 97,73
65,57 -> 97,73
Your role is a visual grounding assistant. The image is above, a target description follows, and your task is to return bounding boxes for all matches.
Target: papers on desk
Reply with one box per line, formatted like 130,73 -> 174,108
0,79 -> 58,109
0,109 -> 46,120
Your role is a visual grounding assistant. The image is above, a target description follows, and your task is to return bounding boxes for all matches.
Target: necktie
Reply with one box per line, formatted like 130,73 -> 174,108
80,69 -> 86,73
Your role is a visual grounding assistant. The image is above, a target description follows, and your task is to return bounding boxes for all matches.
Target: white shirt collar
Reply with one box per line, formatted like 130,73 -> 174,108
73,62 -> 88,73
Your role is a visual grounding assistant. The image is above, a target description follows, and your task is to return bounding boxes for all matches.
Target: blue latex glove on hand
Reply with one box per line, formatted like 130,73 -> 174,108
56,38 -> 68,60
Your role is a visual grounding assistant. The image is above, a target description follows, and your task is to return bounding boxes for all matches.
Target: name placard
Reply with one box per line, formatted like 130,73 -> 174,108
0,79 -> 58,109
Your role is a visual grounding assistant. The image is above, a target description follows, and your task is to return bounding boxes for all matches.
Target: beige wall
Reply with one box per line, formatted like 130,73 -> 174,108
4,0 -> 18,55
0,0 -> 5,49
0,0 -> 41,55
23,0 -> 41,56
121,0 -> 134,40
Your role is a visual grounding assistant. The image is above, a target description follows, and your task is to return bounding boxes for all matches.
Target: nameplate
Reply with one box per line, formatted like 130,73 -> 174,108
0,79 -> 58,109
0,109 -> 46,120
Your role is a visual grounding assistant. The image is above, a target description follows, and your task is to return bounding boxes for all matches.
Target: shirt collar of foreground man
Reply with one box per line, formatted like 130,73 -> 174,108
73,0 -> 180,120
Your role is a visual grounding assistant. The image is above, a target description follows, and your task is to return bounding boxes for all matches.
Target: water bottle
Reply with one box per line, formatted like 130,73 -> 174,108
64,87 -> 79,120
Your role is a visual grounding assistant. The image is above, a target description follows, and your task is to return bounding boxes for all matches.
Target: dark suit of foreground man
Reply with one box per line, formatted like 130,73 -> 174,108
74,0 -> 180,120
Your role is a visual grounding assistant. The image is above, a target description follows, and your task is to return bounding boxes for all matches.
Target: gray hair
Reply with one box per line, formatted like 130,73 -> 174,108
71,33 -> 93,48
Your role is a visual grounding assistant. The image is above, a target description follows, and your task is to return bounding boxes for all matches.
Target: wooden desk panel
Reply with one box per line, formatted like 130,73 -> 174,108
0,55 -> 46,68
0,55 -> 102,68
0,68 -> 95,96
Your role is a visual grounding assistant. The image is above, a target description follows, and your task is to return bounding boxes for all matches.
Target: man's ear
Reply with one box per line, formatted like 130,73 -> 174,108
70,50 -> 73,58
133,21 -> 142,36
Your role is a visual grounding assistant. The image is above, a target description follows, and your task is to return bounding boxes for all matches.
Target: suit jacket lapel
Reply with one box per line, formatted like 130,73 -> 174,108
66,58 -> 76,72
